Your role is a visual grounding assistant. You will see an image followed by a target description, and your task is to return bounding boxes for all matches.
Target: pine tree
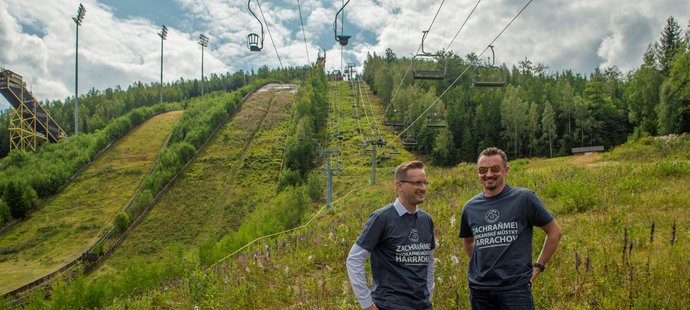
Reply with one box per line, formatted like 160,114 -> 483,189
657,16 -> 683,76
542,101 -> 557,157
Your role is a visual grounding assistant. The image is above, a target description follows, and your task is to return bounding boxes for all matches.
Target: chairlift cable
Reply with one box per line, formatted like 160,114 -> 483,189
444,0 -> 482,51
297,0 -> 311,64
351,79 -> 373,137
208,0 -> 535,269
359,78 -> 383,139
376,0 -> 446,129
256,0 -> 283,68
395,0 -> 535,142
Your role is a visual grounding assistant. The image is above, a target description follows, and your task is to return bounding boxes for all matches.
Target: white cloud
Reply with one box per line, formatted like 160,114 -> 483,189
1,0 -> 689,107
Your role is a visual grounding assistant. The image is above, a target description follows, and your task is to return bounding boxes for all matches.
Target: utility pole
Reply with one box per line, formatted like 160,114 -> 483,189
158,25 -> 168,104
72,3 -> 85,135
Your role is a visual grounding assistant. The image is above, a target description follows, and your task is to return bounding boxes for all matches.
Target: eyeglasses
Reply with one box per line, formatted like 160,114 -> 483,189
477,164 -> 502,175
399,180 -> 429,187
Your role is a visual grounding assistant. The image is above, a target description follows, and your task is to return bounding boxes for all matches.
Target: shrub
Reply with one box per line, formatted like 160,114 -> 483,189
307,175 -> 323,202
113,212 -> 131,234
3,180 -> 37,219
0,198 -> 9,223
544,179 -> 599,214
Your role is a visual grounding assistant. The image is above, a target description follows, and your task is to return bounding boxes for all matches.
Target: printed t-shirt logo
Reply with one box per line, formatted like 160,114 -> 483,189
485,209 -> 500,223
408,228 -> 419,242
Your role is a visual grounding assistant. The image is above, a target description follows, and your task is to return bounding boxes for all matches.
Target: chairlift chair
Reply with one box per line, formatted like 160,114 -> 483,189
402,132 -> 418,146
413,31 -> 447,80
334,0 -> 352,46
247,0 -> 264,52
473,45 -> 506,87
384,109 -> 404,127
426,112 -> 447,128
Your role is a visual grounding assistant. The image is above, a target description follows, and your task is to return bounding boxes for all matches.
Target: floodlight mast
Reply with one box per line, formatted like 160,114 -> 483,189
72,3 -> 85,135
158,25 -> 168,103
198,34 -> 209,96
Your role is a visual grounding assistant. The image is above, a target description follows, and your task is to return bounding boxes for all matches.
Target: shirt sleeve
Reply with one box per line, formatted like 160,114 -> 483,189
346,243 -> 374,309
356,212 -> 385,252
526,190 -> 554,227
427,249 -> 435,297
459,207 -> 473,238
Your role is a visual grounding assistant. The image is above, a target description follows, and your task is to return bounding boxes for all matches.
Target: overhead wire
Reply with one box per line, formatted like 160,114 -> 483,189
376,0 -> 481,130
297,0 -> 311,65
207,180 -> 370,271
395,0 -> 535,141
208,0 -> 535,270
359,78 -> 383,140
376,0 -> 447,129
256,0 -> 284,68
445,0 -> 482,51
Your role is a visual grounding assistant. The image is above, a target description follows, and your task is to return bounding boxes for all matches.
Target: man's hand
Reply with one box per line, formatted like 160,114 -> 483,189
529,267 -> 541,284
364,305 -> 379,310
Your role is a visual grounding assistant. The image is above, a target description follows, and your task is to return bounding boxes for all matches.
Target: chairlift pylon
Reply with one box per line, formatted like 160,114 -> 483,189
473,45 -> 506,87
334,0 -> 352,46
413,31 -> 447,80
247,0 -> 264,52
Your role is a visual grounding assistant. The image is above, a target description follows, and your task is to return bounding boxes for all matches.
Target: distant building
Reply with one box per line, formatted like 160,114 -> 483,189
571,146 -> 604,155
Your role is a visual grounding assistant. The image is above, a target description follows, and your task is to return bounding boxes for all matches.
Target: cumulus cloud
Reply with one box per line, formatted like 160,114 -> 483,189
1,0 -> 688,107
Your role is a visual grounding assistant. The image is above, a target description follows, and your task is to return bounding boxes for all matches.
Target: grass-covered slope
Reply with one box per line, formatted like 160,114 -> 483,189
10,79 -> 689,309
108,84 -> 688,309
100,84 -> 297,272
0,111 -> 183,294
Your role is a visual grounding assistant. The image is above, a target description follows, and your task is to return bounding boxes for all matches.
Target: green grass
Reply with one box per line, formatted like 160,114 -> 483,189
98,86 -> 297,273
0,111 -> 183,294
100,83 -> 688,309
11,82 -> 689,309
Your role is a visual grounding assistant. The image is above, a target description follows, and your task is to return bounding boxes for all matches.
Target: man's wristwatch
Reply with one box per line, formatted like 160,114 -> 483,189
533,263 -> 545,272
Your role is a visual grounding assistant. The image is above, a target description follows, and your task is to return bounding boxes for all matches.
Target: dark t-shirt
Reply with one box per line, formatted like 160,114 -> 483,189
356,203 -> 435,309
459,185 -> 553,290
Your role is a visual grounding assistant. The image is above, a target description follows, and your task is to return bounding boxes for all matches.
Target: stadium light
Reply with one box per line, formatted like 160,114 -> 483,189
72,3 -> 86,135
158,25 -> 168,103
198,34 -> 209,96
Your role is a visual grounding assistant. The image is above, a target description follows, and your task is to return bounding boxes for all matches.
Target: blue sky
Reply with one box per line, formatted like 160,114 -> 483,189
1,0 -> 689,111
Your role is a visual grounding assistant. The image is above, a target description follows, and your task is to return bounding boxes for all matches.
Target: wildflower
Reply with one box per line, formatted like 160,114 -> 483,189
451,254 -> 459,265
450,215 -> 456,229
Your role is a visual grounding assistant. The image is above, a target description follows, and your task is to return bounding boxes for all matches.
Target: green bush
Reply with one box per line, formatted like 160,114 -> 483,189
648,159 -> 690,177
0,198 -> 9,223
113,211 -> 131,234
544,179 -> 599,214
307,175 -> 323,202
3,179 -> 37,219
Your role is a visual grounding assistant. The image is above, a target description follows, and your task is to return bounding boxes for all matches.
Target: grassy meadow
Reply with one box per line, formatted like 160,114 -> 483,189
6,81 -> 688,309
0,111 -> 183,294
101,82 -> 687,309
97,85 -> 297,274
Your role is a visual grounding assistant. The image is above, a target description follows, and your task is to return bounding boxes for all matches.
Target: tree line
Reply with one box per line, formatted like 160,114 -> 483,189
0,66 -> 307,225
0,66 -> 308,158
363,16 -> 689,165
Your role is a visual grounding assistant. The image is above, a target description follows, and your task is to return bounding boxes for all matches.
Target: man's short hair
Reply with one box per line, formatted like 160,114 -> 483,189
478,147 -> 508,166
395,160 -> 424,181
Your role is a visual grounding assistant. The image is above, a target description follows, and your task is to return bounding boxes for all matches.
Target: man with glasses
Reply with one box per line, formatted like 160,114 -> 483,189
459,147 -> 562,309
347,160 -> 435,310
